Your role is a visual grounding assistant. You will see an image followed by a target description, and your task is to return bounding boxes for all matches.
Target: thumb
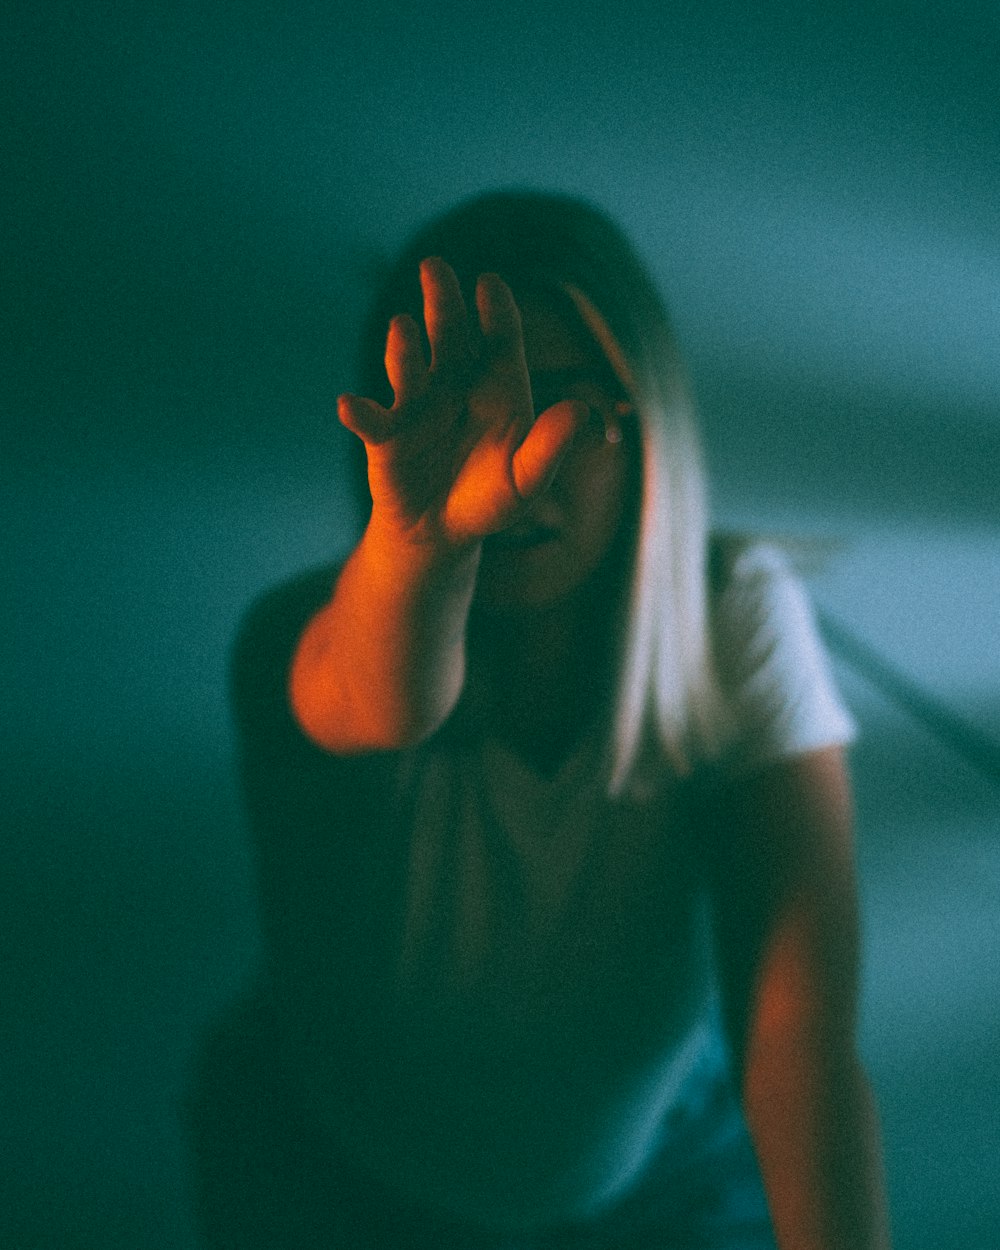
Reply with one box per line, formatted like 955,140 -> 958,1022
337,393 -> 394,445
511,400 -> 586,501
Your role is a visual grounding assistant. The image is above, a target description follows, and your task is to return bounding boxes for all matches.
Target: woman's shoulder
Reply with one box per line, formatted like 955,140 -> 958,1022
707,531 -> 797,599
708,530 -> 848,598
706,532 -> 856,770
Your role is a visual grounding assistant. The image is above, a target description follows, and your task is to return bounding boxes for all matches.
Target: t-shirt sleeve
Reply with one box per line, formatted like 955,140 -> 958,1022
712,541 -> 857,773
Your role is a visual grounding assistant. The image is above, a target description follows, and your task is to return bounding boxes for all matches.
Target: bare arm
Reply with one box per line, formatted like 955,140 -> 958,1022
711,746 -> 891,1250
290,258 -> 584,753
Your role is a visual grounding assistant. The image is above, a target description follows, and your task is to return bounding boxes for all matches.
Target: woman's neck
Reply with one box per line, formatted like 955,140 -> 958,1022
468,573 -> 625,774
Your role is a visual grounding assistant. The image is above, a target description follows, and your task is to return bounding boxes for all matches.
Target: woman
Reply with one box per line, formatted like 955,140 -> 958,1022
186,191 -> 890,1248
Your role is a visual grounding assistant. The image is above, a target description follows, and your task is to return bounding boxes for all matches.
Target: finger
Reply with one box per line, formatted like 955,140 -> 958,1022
420,256 -> 472,374
384,313 -> 428,406
476,272 -> 524,360
511,400 -> 587,501
475,273 -> 533,429
337,393 -> 394,445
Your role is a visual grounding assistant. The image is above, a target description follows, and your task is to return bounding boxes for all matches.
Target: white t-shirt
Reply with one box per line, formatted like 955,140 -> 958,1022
236,541 -> 856,1230
713,541 -> 856,771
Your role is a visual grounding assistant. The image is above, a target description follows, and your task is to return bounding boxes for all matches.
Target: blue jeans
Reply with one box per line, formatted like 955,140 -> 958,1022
542,1029 -> 778,1249
184,997 -> 776,1249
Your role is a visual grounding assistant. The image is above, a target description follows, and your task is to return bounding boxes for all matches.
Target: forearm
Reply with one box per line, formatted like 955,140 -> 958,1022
289,517 -> 481,753
716,750 -> 891,1249
744,1030 -> 890,1250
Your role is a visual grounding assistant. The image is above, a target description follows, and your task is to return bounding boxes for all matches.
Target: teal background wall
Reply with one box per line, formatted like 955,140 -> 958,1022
3,2 -> 998,1245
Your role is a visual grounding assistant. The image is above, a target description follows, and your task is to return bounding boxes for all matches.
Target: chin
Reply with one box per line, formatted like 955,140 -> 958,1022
475,560 -> 580,612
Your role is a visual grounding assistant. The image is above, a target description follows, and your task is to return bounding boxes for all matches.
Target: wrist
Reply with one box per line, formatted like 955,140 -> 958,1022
365,507 -> 483,577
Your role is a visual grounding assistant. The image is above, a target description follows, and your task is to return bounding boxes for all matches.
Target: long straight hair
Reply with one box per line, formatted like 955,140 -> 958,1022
351,190 -> 731,791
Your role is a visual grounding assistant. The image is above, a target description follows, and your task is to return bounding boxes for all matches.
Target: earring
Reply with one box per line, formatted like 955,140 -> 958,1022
605,399 -> 633,444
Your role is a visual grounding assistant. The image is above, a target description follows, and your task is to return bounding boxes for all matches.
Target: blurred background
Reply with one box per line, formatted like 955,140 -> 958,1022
3,0 -> 998,1245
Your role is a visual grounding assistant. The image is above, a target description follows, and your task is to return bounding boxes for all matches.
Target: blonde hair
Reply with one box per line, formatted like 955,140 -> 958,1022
564,284 -> 730,790
355,190 -> 732,791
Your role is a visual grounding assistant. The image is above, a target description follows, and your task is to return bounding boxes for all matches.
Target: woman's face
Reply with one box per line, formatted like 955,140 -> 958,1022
475,293 -> 638,611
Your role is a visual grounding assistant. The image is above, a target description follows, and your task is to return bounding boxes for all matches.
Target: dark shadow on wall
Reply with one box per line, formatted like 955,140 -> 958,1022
183,994 -> 344,1249
0,748 -> 257,1250
183,995 -> 508,1250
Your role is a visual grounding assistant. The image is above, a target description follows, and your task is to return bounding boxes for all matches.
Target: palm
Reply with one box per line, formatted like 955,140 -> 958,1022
338,258 -> 582,549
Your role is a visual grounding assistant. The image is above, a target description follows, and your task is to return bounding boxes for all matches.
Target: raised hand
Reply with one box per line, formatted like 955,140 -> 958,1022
337,257 -> 584,551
